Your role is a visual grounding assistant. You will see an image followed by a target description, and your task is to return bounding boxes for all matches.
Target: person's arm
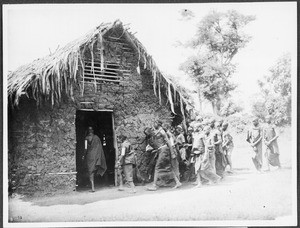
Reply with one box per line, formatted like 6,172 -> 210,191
252,130 -> 262,147
214,132 -> 222,145
82,139 -> 88,160
117,145 -> 126,166
222,138 -> 229,148
162,129 -> 174,154
269,128 -> 279,143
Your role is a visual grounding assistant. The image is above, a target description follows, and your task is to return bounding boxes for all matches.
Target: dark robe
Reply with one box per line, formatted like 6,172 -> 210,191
213,129 -> 227,177
149,128 -> 174,186
86,134 -> 107,176
264,125 -> 281,167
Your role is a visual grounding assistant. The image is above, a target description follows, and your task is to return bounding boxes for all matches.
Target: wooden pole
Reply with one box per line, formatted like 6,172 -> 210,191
112,113 -> 118,187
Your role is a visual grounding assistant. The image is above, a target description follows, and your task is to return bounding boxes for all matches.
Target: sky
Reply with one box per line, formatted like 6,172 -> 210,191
3,2 -> 297,112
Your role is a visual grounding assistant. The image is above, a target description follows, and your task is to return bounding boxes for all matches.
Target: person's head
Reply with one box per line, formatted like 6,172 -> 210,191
252,118 -> 259,127
170,126 -> 175,134
216,119 -> 224,128
176,125 -> 183,133
203,126 -> 211,136
163,123 -> 171,131
222,122 -> 229,131
118,135 -> 127,142
196,116 -> 203,123
265,115 -> 272,124
144,127 -> 153,137
209,118 -> 216,129
215,121 -> 222,129
194,123 -> 202,132
187,126 -> 193,134
88,126 -> 94,135
154,120 -> 163,130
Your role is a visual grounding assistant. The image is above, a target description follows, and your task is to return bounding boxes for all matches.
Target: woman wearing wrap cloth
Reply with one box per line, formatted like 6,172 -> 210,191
212,120 -> 227,178
83,126 -> 107,192
222,122 -> 234,173
247,118 -> 263,172
147,120 -> 182,191
263,116 -> 281,170
193,125 -> 221,188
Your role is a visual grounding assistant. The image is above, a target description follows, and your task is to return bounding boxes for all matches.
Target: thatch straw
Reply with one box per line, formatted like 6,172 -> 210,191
7,20 -> 193,120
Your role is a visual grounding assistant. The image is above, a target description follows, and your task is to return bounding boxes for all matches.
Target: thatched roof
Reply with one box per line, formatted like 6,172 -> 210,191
7,20 -> 194,119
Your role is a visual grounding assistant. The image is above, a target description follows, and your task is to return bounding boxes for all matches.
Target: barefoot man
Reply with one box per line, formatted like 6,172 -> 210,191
83,126 -> 107,192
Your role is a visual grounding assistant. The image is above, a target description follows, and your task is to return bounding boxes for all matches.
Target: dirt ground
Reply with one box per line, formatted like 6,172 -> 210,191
7,127 -> 296,225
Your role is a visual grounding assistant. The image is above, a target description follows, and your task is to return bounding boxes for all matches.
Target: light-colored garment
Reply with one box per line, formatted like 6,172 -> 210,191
121,140 -> 135,165
264,125 -> 280,167
247,126 -> 263,170
176,133 -> 186,160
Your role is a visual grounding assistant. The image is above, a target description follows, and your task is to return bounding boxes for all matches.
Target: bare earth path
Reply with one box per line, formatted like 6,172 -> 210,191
9,167 -> 293,223
8,128 -> 295,224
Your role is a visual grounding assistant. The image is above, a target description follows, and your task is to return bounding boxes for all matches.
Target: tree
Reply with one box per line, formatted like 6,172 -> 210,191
220,99 -> 243,117
180,10 -> 255,115
255,53 -> 291,125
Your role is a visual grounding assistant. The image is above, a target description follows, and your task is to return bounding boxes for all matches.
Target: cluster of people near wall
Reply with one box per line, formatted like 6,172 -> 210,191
84,114 -> 281,193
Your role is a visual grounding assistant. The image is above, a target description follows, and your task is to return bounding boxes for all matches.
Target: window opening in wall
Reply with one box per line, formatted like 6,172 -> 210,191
83,61 -> 121,85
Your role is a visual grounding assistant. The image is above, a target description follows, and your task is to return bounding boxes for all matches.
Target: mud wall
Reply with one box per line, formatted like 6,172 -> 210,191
8,55 -> 173,196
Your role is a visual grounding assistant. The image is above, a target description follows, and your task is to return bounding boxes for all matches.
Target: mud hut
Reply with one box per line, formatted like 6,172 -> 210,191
7,20 -> 194,196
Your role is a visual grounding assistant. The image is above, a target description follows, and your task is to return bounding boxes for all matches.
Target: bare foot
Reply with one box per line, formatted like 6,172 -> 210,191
129,189 -> 137,194
172,182 -> 182,189
118,188 -> 125,191
193,184 -> 202,188
147,185 -> 158,191
89,190 -> 95,193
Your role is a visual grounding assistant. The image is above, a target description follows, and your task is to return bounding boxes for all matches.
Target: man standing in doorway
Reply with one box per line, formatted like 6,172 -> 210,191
83,126 -> 107,192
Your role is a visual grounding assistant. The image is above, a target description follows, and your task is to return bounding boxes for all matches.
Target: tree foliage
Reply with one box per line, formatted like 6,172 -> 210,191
180,10 -> 255,115
220,99 -> 243,117
253,53 -> 291,125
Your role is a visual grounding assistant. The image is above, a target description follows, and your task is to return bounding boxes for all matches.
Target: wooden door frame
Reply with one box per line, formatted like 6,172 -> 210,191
112,112 -> 118,186
76,109 -> 117,186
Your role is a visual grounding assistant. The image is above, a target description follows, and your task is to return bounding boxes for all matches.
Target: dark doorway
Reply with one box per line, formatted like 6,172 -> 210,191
75,110 -> 116,190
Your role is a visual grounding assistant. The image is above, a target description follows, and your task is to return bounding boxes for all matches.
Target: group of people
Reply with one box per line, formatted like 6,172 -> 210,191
84,114 -> 281,193
247,115 -> 281,172
115,117 -> 235,193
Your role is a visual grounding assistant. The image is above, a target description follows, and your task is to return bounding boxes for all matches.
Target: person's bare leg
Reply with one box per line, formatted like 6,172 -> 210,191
129,182 -> 136,193
172,171 -> 182,189
265,153 -> 270,171
89,173 -> 95,192
194,172 -> 202,188
118,168 -> 124,191
227,155 -> 233,172
147,169 -> 158,191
